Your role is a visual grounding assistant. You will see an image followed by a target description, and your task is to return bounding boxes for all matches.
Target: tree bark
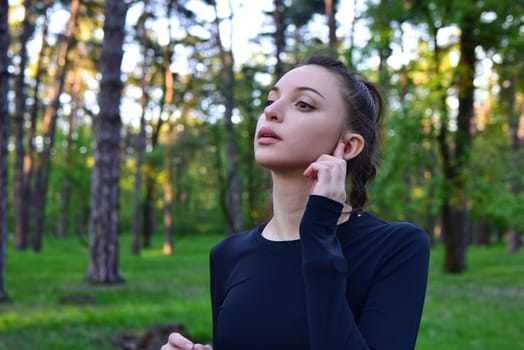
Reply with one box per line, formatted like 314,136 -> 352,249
141,105 -> 165,248
272,0 -> 285,78
141,179 -> 155,248
507,229 -> 521,253
59,68 -> 82,239
211,0 -> 244,234
500,55 -> 522,253
376,0 -> 392,87
131,107 -> 147,255
476,221 -> 491,246
131,10 -> 151,256
31,0 -> 80,251
0,0 -> 10,302
161,0 -> 177,255
13,0 -> 32,250
86,0 -> 127,284
442,200 -> 468,271
441,13 -> 477,273
163,125 -> 175,255
324,0 -> 337,56
24,0 -> 51,247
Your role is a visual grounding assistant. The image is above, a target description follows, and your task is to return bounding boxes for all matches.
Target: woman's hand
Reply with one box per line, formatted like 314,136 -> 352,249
303,142 -> 347,204
161,332 -> 213,350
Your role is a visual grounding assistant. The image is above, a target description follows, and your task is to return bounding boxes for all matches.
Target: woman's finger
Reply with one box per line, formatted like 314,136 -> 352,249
168,332 -> 194,350
332,142 -> 345,159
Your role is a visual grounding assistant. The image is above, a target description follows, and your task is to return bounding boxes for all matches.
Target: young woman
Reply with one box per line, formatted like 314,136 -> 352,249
162,56 -> 430,350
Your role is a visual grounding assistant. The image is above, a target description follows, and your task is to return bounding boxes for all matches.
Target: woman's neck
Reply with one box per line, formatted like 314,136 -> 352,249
262,169 -> 353,241
264,171 -> 311,241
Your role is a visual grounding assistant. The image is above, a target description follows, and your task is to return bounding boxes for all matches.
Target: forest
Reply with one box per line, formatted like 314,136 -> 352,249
0,0 -> 523,300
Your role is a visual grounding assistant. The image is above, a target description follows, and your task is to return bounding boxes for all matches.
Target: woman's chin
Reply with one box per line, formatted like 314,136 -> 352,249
255,157 -> 309,173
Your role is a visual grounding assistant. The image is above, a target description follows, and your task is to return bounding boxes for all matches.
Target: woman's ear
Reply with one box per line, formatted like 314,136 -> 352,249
342,132 -> 365,160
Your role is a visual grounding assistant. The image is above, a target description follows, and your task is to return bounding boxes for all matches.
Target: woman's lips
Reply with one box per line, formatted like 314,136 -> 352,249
257,127 -> 282,145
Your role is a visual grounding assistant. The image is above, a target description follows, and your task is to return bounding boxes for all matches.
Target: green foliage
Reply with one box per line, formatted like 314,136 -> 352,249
5,0 -> 523,266
44,124 -> 93,237
465,103 -> 524,232
285,0 -> 326,28
234,63 -> 273,226
1,237 -> 523,349
369,101 -> 442,226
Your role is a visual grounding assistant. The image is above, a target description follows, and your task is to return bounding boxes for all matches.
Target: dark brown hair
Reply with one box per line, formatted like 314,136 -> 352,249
297,56 -> 384,209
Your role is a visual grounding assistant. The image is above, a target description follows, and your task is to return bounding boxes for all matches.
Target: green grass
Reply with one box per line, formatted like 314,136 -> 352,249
1,235 -> 523,349
417,244 -> 524,350
0,234 -> 219,349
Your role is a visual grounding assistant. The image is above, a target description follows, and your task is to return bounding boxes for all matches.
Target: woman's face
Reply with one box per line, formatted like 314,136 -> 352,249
254,64 -> 347,172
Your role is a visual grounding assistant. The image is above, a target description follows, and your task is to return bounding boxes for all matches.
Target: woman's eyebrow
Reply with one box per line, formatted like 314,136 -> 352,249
297,86 -> 325,99
269,86 -> 325,99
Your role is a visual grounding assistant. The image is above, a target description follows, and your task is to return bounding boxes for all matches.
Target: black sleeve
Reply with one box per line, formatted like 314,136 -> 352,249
299,195 -> 429,350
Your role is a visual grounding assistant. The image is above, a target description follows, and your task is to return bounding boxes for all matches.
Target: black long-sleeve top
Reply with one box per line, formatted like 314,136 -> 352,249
210,195 -> 430,350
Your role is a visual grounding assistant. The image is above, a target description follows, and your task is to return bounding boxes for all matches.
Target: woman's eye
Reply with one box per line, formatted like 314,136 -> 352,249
265,99 -> 274,107
295,101 -> 314,110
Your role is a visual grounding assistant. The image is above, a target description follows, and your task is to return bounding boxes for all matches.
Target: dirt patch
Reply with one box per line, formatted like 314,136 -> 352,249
111,322 -> 187,350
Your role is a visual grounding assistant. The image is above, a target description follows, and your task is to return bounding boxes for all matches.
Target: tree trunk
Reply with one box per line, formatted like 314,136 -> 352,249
141,178 -> 155,248
212,0 -> 244,234
427,9 -> 469,272
442,201 -> 468,272
163,127 -> 175,255
441,14 -> 477,273
272,0 -> 285,78
476,221 -> 491,246
501,57 -> 522,253
86,0 -> 127,284
24,0 -> 51,247
59,69 -> 82,239
324,0 -> 337,56
507,229 -> 521,253
376,0 -> 392,87
161,0 -> 177,255
0,0 -> 10,302
131,10 -> 151,256
31,0 -> 80,251
140,90 -> 165,248
131,109 -> 146,255
13,0 -> 32,250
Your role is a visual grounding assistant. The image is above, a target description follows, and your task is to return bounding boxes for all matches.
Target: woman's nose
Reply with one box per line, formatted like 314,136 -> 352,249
263,100 -> 283,122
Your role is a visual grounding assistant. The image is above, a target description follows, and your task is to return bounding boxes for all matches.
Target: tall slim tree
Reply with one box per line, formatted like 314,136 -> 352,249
324,0 -> 337,56
131,8 -> 151,255
86,0 -> 127,284
13,0 -> 32,250
59,68 -> 82,238
500,54 -> 523,252
439,4 -> 479,272
31,0 -> 80,251
161,0 -> 178,255
272,0 -> 286,78
211,0 -> 244,234
23,0 -> 51,246
0,0 -> 10,302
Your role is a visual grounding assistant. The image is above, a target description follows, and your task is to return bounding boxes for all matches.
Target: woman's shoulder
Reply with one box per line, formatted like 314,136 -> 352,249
341,211 -> 430,254
340,212 -> 430,280
210,225 -> 262,261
